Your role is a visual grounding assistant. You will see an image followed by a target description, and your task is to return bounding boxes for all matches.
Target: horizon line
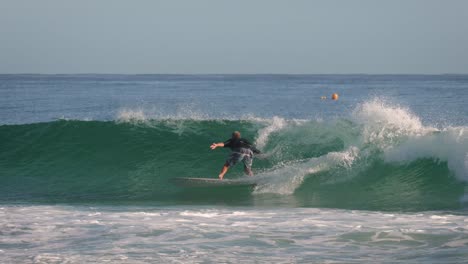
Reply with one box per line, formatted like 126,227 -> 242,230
1,73 -> 468,76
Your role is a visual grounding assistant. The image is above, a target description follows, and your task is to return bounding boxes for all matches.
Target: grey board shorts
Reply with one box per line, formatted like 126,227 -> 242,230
226,148 -> 253,169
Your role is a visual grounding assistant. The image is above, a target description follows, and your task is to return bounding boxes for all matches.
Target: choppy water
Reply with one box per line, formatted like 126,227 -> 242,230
1,74 -> 467,263
2,206 -> 468,263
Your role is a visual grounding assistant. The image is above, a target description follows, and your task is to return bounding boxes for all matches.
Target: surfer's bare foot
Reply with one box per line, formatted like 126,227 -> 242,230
219,174 -> 224,180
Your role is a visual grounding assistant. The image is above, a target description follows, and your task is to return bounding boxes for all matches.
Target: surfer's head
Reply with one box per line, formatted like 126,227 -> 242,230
232,131 -> 241,139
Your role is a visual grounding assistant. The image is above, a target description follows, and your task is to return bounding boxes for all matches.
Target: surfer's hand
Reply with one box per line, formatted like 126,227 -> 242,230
210,143 -> 217,150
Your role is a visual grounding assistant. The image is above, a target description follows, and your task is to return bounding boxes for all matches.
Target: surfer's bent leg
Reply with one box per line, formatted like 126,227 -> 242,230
243,154 -> 253,177
220,152 -> 245,180
219,163 -> 230,180
243,165 -> 253,177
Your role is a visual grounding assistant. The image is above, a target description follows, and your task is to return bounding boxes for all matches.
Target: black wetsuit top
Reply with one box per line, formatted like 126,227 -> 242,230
223,138 -> 261,154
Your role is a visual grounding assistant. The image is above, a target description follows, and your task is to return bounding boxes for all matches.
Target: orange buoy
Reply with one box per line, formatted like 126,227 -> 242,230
331,93 -> 339,100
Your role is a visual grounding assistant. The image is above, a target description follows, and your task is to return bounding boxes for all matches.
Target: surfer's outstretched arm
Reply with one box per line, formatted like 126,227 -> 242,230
210,142 -> 224,150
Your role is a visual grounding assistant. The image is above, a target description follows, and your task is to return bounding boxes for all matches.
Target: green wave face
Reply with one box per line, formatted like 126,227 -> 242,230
0,119 -> 466,211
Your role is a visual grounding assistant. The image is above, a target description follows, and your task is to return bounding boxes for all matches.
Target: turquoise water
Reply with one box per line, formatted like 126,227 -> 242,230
1,75 -> 467,263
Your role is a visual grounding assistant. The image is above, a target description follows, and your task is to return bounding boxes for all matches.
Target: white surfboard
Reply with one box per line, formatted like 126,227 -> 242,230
172,177 -> 256,187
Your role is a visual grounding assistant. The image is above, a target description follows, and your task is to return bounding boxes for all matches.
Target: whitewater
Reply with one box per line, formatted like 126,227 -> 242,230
1,74 -> 467,263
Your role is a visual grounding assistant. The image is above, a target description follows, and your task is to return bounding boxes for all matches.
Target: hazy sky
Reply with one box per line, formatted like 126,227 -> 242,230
1,0 -> 467,74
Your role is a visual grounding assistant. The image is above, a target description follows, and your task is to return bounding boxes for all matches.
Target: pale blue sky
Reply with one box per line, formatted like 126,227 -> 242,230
1,0 -> 467,74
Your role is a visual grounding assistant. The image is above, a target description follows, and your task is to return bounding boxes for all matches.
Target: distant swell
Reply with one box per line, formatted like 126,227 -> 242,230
1,100 -> 467,211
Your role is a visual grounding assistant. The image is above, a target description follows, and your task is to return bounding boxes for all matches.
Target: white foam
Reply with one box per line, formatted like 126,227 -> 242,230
2,205 -> 467,263
350,99 -> 468,185
383,126 -> 468,181
352,98 -> 436,148
116,106 -> 212,122
115,106 -> 306,127
180,211 -> 220,218
349,99 -> 468,184
253,146 -> 360,195
117,108 -> 147,122
250,98 -> 467,194
255,116 -> 287,149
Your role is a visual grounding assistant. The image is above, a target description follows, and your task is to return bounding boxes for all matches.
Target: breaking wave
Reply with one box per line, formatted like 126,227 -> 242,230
1,99 -> 467,211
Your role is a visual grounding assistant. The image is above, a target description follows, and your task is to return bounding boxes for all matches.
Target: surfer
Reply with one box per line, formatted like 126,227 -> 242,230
210,131 -> 261,180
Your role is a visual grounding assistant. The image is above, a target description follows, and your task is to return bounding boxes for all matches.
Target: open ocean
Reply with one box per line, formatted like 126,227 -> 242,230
1,74 -> 467,263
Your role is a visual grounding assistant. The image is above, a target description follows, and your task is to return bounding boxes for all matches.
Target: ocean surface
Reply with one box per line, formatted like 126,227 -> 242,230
1,74 -> 467,263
